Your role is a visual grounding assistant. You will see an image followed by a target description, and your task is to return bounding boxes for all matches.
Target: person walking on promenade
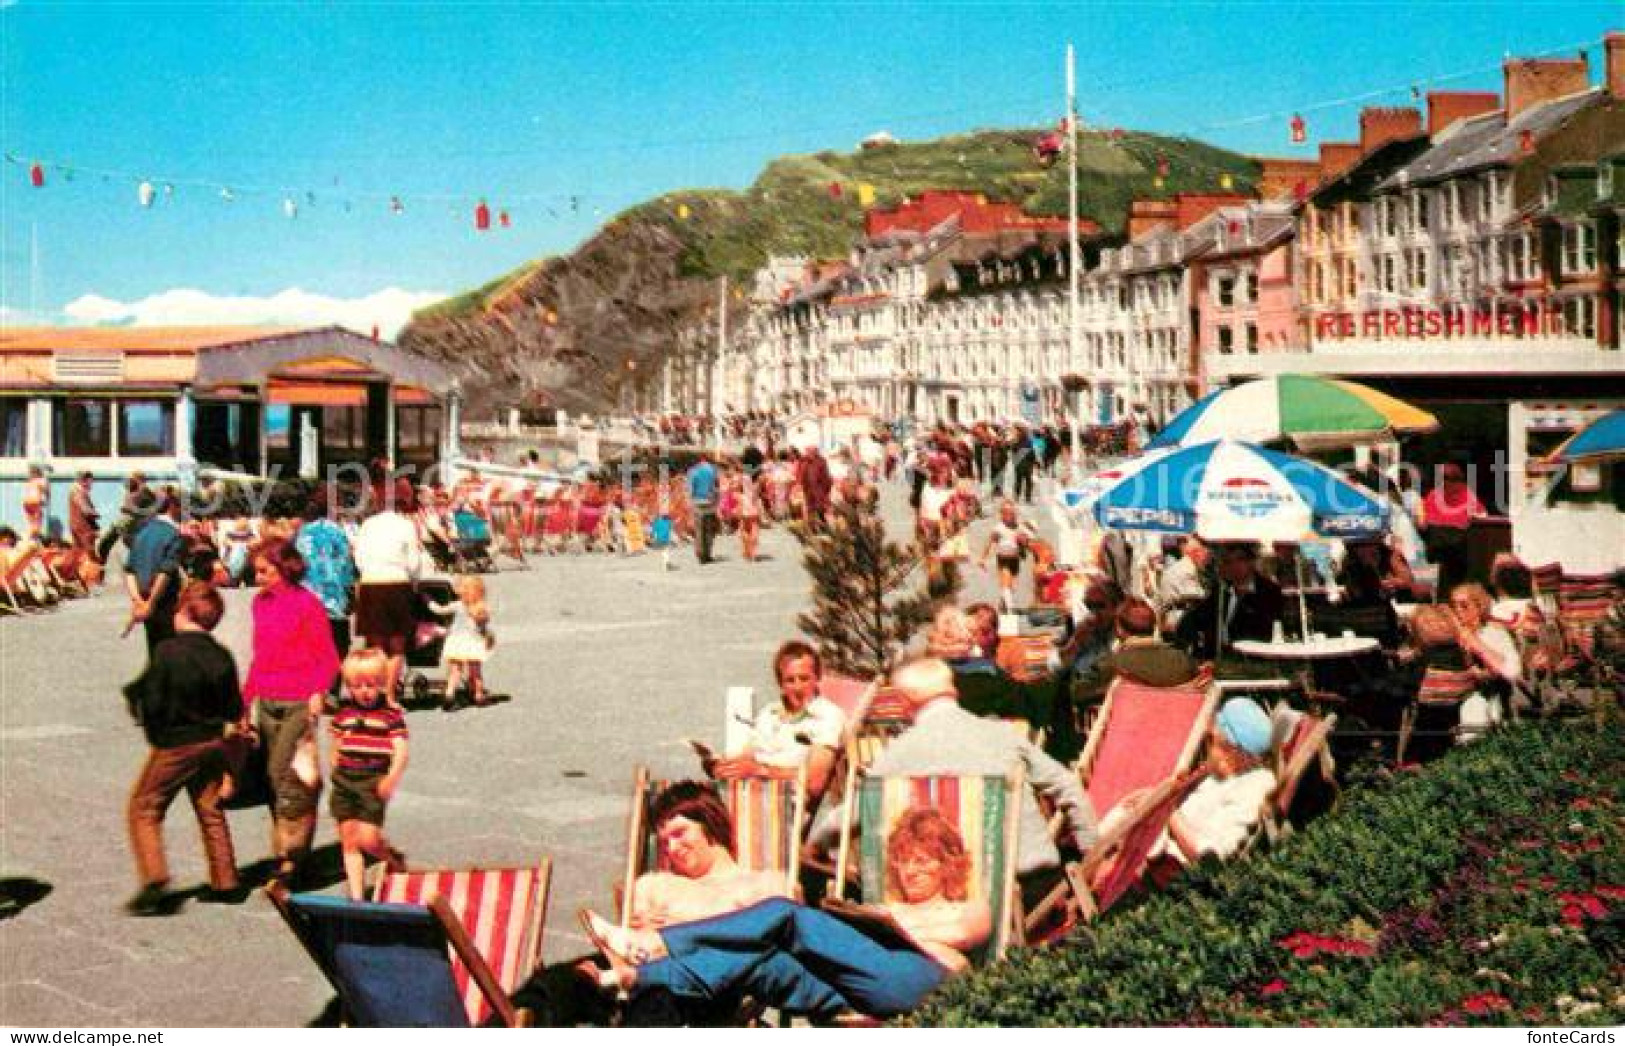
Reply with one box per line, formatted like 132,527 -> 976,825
796,447 -> 832,531
244,539 -> 341,887
124,490 -> 187,657
123,582 -> 245,914
687,453 -> 719,565
68,471 -> 101,565
354,478 -> 427,700
328,649 -> 409,900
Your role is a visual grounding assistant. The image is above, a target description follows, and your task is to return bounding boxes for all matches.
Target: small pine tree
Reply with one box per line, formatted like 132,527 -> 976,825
794,497 -> 961,680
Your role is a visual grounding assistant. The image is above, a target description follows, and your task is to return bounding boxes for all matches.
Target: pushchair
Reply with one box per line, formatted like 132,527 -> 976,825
450,510 -> 495,573
403,577 -> 457,706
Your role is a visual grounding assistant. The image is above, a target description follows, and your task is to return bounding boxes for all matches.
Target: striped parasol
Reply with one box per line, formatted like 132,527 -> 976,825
1150,375 -> 1438,451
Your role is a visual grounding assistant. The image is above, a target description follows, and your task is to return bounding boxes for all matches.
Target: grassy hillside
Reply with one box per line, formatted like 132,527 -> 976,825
419,128 -> 1260,322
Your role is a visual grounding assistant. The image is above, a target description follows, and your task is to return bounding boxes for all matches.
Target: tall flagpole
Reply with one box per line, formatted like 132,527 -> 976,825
1066,44 -> 1082,466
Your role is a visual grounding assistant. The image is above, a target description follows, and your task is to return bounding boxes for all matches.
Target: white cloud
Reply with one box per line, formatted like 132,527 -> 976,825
59,286 -> 448,340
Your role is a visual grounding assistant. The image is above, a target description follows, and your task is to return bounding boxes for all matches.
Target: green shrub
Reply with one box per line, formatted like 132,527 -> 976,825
906,723 -> 1624,1027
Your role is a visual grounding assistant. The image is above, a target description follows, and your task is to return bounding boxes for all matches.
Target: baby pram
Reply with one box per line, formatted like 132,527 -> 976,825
403,577 -> 457,705
450,510 -> 495,573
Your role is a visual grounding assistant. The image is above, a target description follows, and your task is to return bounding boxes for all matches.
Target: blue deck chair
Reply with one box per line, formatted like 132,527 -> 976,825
267,885 -> 534,1027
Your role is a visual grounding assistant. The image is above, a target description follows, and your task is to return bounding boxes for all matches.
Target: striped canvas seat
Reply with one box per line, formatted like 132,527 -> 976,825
839,773 -> 1022,966
1529,562 -> 1564,610
1078,679 -> 1218,820
373,864 -> 552,1028
1559,574 -> 1618,660
1086,770 -> 1209,915
1416,666 -> 1478,706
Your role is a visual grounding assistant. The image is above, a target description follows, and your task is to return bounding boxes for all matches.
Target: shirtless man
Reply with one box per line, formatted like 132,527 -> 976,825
626,781 -> 789,930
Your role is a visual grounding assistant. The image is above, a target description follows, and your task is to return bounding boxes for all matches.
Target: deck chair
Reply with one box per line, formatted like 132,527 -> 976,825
1258,710 -> 1339,845
1398,665 -> 1478,763
1557,573 -> 1617,665
267,880 -> 540,1027
1076,677 -> 1218,820
622,507 -> 648,554
1024,678 -> 1216,934
0,546 -> 54,613
1529,562 -> 1564,618
830,771 -> 1024,967
996,634 -> 1057,683
1072,769 -> 1210,918
372,863 -> 552,1028
617,766 -> 808,927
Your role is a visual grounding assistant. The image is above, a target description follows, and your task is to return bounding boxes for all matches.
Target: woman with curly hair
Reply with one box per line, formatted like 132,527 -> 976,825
579,806 -> 991,1023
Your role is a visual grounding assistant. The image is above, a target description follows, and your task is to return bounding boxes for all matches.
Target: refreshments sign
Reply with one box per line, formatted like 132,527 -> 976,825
1313,304 -> 1571,342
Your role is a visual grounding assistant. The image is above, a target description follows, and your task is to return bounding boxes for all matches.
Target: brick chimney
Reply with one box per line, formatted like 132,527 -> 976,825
1127,199 -> 1178,239
1426,91 -> 1501,136
1254,157 -> 1322,200
1359,107 -> 1423,153
1606,32 -> 1625,101
1174,193 -> 1251,231
1319,143 -> 1363,179
1503,53 -> 1591,121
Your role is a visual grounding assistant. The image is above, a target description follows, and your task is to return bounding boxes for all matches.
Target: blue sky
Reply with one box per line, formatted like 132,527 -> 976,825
2,2 -> 1619,334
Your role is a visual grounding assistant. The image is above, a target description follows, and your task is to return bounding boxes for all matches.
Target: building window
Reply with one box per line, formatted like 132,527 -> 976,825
1381,254 -> 1399,294
1245,323 -> 1259,354
1413,192 -> 1429,233
1562,223 -> 1597,276
1245,269 -> 1259,304
1216,275 -> 1236,308
52,398 -> 114,458
117,400 -> 176,457
0,399 -> 26,458
1382,199 -> 1399,238
1217,327 -> 1235,354
1562,297 -> 1597,339
1409,249 -> 1429,292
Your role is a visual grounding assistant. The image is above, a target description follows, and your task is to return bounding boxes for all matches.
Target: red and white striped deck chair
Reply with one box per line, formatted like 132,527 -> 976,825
1558,573 -> 1618,663
372,862 -> 552,1028
996,634 -> 1057,684
617,766 -> 808,927
1077,769 -> 1209,918
1259,710 -> 1338,845
1528,562 -> 1564,617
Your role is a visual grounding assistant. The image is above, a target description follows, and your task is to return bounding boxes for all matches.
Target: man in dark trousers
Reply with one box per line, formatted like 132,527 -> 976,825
124,488 -> 187,656
687,454 -> 719,565
123,581 -> 245,914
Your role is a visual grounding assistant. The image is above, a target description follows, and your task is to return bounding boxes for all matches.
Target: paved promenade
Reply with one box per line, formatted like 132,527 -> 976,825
0,481 -> 1040,1026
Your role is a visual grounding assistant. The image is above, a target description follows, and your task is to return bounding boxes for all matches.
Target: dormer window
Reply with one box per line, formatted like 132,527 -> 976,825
1599,162 -> 1615,201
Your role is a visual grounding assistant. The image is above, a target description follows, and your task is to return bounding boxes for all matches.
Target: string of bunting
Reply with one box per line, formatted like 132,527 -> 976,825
9,35 -> 1596,228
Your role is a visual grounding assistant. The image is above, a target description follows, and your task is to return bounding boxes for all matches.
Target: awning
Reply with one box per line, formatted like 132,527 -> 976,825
267,380 -> 367,407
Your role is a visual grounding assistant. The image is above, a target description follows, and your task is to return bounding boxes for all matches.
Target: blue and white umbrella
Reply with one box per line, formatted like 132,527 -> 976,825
1090,439 -> 1388,544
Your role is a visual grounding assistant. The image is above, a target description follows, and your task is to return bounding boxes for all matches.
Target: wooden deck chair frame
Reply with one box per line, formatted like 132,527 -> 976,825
1259,712 -> 1338,847
829,769 -> 1026,965
0,546 -> 50,613
1024,678 -> 1216,937
265,882 -> 536,1028
1397,666 -> 1479,764
617,764 -> 809,927
371,862 -> 552,1028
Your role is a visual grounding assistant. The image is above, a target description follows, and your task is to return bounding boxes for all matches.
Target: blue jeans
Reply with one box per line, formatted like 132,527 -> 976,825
634,898 -> 947,1019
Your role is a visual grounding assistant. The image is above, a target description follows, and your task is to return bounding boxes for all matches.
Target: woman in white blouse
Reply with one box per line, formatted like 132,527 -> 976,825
353,478 -> 427,701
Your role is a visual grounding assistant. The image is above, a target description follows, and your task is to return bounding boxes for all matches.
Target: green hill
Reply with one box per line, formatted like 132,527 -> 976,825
400,127 -> 1261,412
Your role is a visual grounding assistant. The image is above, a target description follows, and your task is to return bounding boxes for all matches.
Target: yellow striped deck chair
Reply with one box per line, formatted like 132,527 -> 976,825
833,772 -> 1023,966
618,766 -> 808,926
622,507 -> 647,554
368,862 -> 552,1027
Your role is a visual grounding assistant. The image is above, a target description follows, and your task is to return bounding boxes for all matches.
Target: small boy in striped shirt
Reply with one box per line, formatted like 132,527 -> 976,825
329,648 -> 410,899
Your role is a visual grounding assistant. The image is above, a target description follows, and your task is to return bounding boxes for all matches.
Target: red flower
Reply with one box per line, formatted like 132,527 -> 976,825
1583,837 -> 1604,853
1594,885 -> 1625,900
1260,979 -> 1288,997
1461,992 -> 1511,1016
1562,904 -> 1586,927
1580,895 -> 1608,919
1539,876 -> 1558,888
1516,839 -> 1544,851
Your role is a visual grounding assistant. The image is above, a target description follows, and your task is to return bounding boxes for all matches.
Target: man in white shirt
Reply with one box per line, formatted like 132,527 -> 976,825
1157,536 -> 1210,631
709,642 -> 845,806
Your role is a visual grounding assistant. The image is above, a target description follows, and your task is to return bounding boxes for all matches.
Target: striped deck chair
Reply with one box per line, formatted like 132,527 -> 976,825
1558,573 -> 1617,663
268,880 -> 542,1027
1529,562 -> 1564,617
1398,665 -> 1478,763
0,546 -> 53,613
831,771 -> 1023,967
372,863 -> 551,1028
618,766 -> 808,927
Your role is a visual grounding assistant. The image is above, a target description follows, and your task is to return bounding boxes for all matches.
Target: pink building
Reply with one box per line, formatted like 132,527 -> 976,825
1187,202 -> 1299,384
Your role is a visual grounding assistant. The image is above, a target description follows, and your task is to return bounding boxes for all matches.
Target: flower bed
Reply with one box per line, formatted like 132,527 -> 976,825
906,721 -> 1623,1027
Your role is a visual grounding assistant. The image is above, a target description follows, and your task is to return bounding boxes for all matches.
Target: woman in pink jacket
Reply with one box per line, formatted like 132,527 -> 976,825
245,539 -> 340,886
